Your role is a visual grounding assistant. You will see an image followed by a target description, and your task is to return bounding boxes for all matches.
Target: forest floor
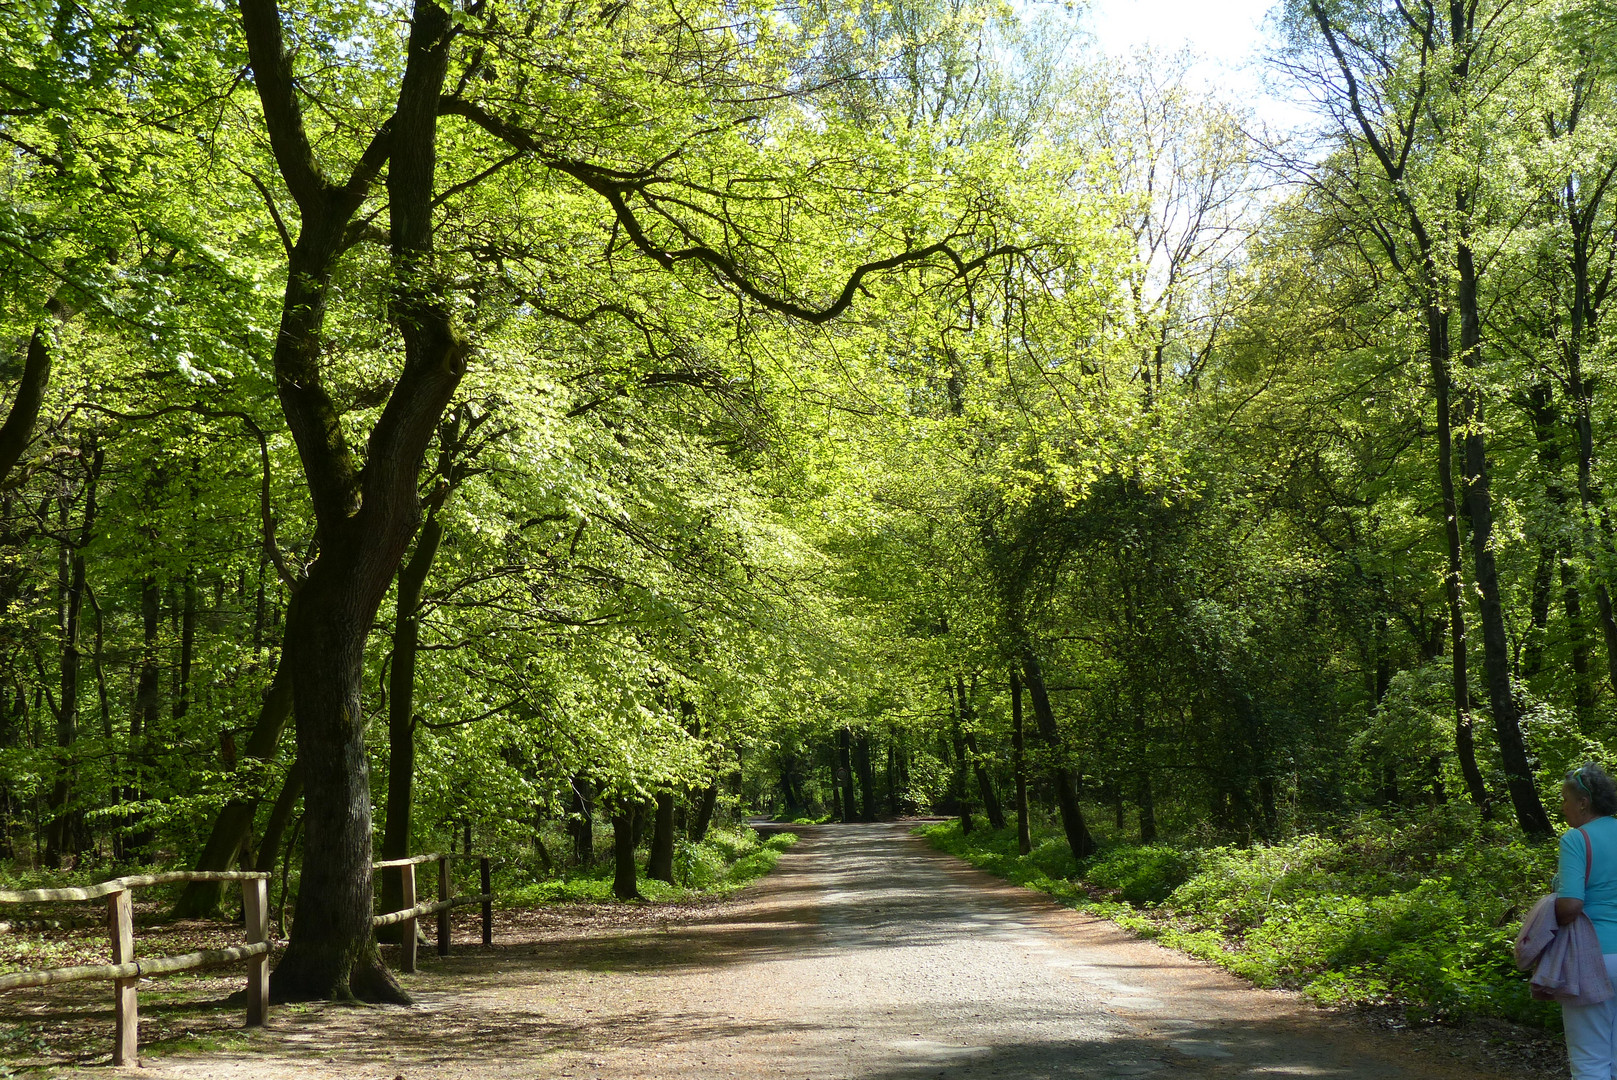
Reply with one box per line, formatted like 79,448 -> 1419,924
0,822 -> 1568,1079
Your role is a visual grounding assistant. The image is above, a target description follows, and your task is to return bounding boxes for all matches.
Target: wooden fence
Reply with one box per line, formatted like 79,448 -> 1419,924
0,853 -> 495,1064
0,870 -> 269,1066
372,854 -> 494,973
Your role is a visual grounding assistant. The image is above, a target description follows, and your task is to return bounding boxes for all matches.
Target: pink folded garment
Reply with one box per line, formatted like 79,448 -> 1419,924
1516,894 -> 1614,1005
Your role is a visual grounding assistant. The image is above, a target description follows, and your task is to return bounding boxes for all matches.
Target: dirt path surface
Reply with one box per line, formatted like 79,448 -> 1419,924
47,824 -> 1554,1078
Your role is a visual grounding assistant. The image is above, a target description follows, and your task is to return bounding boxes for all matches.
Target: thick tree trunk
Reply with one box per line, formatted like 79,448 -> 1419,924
1457,242 -> 1552,837
271,574 -> 401,1003
174,627 -> 297,917
1020,649 -> 1095,859
1010,669 -> 1031,855
647,792 -> 675,883
245,0 -> 465,999
611,808 -> 642,900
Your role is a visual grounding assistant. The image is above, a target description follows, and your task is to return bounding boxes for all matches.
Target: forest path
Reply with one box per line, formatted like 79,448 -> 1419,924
137,823 -> 1540,1080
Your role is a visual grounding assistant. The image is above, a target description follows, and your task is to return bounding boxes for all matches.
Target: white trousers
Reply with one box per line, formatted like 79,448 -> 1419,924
1564,954 -> 1617,1080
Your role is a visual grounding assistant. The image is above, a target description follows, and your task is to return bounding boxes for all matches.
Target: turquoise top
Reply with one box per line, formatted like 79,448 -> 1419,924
1560,816 -> 1617,954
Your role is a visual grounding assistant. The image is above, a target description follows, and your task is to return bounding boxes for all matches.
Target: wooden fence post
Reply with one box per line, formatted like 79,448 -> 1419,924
107,888 -> 137,1066
480,856 -> 492,947
400,862 -> 418,974
437,855 -> 451,958
243,876 -> 269,1026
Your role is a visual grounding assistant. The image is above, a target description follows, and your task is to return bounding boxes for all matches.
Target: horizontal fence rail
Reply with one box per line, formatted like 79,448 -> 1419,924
0,870 -> 269,1065
372,854 -> 495,973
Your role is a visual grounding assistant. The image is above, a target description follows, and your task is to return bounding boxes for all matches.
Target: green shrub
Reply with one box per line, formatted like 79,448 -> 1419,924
1085,845 -> 1197,904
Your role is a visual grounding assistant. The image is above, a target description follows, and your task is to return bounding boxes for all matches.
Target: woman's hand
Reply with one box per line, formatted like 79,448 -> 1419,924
1558,897 -> 1586,925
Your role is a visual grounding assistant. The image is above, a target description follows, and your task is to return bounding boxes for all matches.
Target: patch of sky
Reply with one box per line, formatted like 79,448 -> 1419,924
1077,0 -> 1317,136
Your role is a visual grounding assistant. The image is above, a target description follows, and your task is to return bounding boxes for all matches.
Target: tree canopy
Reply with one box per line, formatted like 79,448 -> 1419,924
5,0 -> 1617,1003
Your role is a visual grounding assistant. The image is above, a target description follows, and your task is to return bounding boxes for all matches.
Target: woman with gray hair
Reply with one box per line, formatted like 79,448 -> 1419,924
1558,762 -> 1617,1079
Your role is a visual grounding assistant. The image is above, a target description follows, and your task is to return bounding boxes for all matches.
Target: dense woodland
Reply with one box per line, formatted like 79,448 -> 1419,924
2,0 -> 1616,1006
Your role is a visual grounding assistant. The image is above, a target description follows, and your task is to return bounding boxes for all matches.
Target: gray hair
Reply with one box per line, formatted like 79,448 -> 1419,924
1566,762 -> 1617,817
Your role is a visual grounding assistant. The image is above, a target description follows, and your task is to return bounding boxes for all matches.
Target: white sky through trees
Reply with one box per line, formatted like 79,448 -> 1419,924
1083,0 -> 1314,133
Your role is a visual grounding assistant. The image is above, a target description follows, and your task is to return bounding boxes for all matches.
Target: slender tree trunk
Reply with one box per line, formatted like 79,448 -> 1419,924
380,512 -> 444,931
126,576 -> 161,858
1524,544 -> 1554,679
1010,669 -> 1031,855
174,621 -> 297,916
836,729 -> 854,824
44,447 -> 99,866
854,732 -> 876,821
0,297 -> 68,485
570,775 -> 594,865
173,570 -> 197,722
255,759 -> 303,874
1565,567 -> 1597,722
1457,241 -> 1552,837
828,749 -> 843,822
647,792 -> 675,883
1020,649 -> 1095,858
690,783 -> 717,843
1133,706 -> 1157,844
1429,311 -> 1492,815
955,675 -> 1004,829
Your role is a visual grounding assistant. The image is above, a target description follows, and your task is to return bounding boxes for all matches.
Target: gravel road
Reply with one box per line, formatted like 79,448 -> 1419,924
133,823 -> 1544,1080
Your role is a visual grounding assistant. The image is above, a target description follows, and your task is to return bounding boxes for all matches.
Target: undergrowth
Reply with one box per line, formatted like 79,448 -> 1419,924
918,810 -> 1558,1028
503,826 -> 796,905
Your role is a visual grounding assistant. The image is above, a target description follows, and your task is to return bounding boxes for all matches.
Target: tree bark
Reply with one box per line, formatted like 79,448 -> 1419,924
1010,669 -> 1031,855
255,759 -> 303,874
1020,649 -> 1095,858
570,775 -> 594,865
690,783 -> 717,843
44,445 -> 99,867
1456,238 -> 1552,837
0,297 -> 68,485
836,729 -> 855,823
174,614 -> 297,917
379,511 -> 444,934
955,675 -> 1004,829
611,808 -> 642,899
647,791 -> 675,883
173,570 -> 197,722
242,0 -> 464,1001
853,732 -> 876,822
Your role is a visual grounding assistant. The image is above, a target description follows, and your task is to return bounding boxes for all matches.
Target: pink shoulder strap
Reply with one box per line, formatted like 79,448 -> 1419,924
1580,826 -> 1594,886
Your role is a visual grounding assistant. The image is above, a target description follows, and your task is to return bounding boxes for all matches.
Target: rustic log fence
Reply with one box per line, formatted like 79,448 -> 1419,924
372,853 -> 494,973
0,870 -> 269,1066
0,853 -> 497,1064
